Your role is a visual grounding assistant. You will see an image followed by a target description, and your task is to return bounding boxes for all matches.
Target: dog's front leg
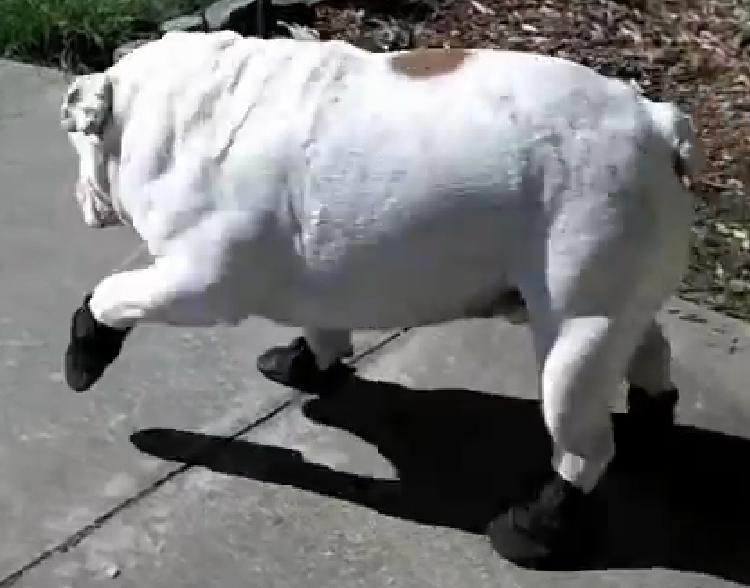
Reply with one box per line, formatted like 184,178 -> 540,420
65,256 -> 224,392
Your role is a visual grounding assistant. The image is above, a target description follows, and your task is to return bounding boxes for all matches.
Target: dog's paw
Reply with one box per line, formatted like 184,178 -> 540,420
64,294 -> 130,392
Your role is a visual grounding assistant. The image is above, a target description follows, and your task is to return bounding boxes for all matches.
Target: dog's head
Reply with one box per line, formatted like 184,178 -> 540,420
61,73 -> 124,228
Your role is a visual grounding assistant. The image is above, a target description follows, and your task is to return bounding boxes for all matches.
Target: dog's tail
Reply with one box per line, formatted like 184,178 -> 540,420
643,96 -> 705,193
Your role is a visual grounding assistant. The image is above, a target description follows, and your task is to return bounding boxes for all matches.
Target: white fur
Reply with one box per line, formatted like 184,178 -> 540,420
61,31 -> 701,490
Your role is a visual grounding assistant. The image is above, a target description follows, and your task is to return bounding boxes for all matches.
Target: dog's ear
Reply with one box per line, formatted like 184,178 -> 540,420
60,73 -> 113,137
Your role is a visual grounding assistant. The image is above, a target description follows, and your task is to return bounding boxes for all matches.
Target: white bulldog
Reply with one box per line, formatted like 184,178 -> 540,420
60,30 -> 702,567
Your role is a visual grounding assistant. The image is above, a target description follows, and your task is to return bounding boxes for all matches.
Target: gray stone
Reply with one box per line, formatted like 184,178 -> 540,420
275,20 -> 320,41
159,13 -> 207,34
204,0 -> 267,36
205,0 -> 323,38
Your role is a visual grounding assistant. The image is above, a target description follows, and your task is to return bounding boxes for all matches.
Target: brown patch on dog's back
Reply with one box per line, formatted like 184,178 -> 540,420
390,48 -> 470,79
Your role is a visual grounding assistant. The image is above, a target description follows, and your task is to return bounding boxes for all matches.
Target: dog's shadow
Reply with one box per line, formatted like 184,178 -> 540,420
132,376 -> 750,583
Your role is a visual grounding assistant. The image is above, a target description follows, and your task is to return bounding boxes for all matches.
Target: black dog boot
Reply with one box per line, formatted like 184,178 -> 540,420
487,473 -> 604,569
626,385 -> 679,429
616,385 -> 679,468
64,294 -> 131,392
256,336 -> 352,394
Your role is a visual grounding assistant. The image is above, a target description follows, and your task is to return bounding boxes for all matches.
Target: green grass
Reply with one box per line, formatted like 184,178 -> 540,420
0,0 -> 202,72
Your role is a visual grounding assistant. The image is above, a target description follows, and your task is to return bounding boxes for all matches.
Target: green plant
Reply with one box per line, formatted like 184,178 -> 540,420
0,0 -> 200,71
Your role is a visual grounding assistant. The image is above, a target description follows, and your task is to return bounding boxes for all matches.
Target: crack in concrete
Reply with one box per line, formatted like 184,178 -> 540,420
348,329 -> 411,366
0,330 -> 407,586
0,400 -> 291,588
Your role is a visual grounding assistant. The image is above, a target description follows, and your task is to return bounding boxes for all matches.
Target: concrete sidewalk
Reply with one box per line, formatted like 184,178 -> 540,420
1,59 -> 749,588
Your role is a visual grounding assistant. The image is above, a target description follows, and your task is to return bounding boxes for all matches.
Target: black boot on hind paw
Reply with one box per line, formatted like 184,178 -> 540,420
486,473 -> 605,570
256,336 -> 352,393
626,385 -> 679,429
616,386 -> 679,468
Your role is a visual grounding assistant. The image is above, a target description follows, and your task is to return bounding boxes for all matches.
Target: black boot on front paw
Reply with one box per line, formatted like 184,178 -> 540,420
486,474 -> 604,570
256,336 -> 352,394
64,294 -> 131,392
615,386 -> 679,469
